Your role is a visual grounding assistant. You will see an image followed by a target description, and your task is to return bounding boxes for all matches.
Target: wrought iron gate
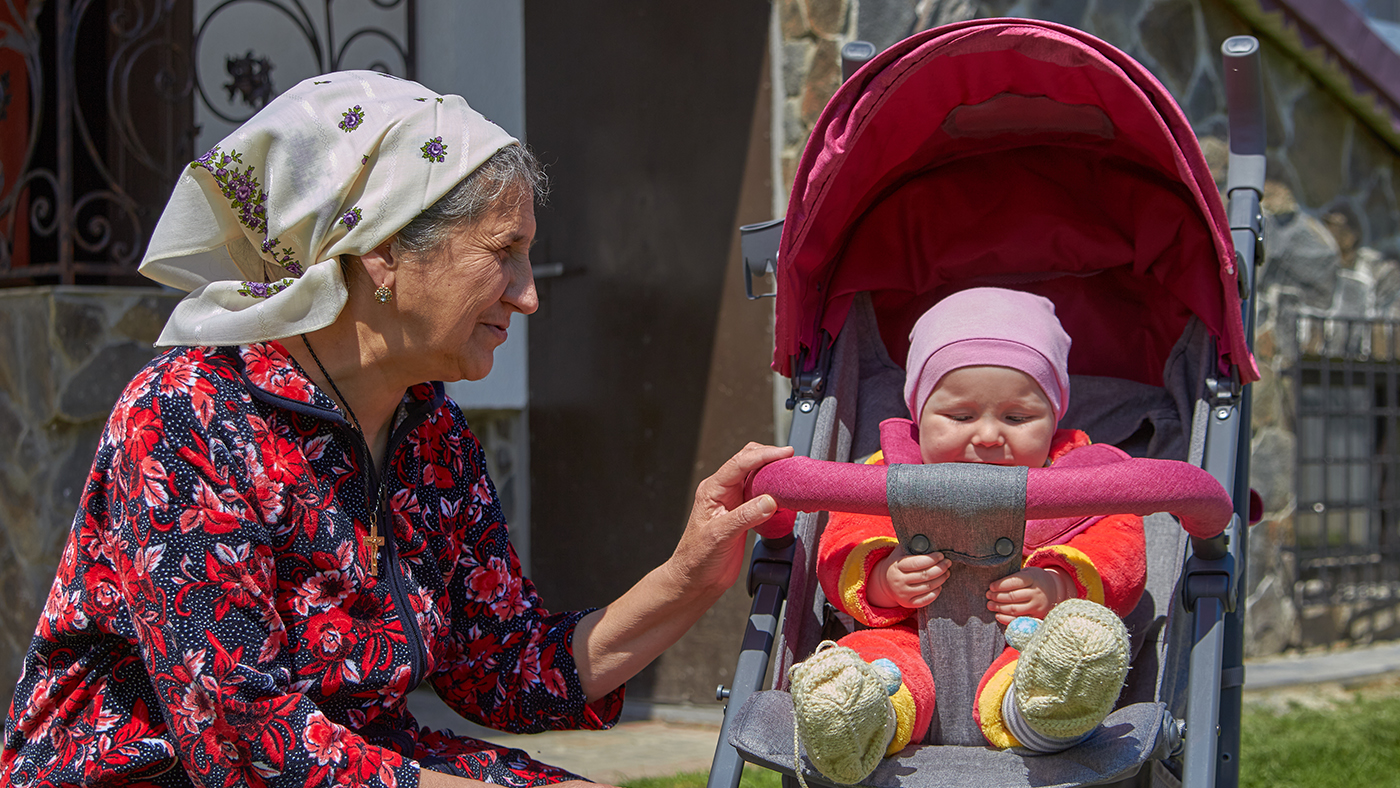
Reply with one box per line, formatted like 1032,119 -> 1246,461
1292,312 -> 1400,643
0,0 -> 415,285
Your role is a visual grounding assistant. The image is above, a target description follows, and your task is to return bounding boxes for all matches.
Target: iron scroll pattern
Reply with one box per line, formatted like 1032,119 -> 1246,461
0,0 -> 415,284
194,0 -> 416,124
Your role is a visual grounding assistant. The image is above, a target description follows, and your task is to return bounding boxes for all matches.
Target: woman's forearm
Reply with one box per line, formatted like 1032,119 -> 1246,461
572,560 -> 724,702
571,443 -> 791,702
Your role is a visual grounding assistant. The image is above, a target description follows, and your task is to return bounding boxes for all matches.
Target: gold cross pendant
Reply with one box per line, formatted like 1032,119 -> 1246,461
364,519 -> 385,576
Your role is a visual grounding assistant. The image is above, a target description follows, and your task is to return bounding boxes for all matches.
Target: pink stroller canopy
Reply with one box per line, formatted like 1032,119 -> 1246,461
774,19 -> 1258,387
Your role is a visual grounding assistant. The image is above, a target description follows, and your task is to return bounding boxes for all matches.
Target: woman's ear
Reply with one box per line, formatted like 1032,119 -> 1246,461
355,241 -> 398,291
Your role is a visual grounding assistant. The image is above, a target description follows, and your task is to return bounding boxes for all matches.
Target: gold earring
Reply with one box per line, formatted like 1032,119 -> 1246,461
374,285 -> 393,303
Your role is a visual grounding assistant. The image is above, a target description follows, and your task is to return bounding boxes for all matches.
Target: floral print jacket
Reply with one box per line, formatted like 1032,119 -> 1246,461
1,342 -> 623,788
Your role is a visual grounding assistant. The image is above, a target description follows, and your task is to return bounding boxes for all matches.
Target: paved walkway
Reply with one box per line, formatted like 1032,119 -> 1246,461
408,640 -> 1400,784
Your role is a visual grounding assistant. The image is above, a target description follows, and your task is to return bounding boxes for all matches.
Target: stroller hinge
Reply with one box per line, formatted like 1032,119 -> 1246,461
786,340 -> 832,412
1182,528 -> 1239,614
1205,374 -> 1241,410
747,534 -> 796,596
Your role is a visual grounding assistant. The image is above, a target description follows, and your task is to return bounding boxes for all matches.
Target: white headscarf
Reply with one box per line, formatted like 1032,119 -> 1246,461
140,71 -> 517,347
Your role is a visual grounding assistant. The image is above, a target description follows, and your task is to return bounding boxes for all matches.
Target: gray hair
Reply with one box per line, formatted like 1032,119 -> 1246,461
390,143 -> 547,259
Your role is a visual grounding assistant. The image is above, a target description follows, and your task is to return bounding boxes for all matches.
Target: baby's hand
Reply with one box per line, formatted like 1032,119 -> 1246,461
985,567 -> 1075,625
869,551 -> 953,609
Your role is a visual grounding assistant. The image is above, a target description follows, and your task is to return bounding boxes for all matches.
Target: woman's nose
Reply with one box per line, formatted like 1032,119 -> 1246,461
507,267 -> 539,315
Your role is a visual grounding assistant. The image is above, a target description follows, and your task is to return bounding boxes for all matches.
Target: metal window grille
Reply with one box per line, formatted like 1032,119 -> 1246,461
1,0 -> 414,285
1291,314 -> 1400,636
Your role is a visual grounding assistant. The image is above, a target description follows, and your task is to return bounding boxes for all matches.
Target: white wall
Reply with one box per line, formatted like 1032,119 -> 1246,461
419,0 -> 530,412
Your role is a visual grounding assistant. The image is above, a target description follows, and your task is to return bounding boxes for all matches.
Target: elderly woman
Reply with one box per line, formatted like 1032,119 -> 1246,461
0,73 -> 788,788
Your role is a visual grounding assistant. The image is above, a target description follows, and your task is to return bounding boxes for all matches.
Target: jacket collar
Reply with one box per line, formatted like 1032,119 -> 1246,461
235,340 -> 445,425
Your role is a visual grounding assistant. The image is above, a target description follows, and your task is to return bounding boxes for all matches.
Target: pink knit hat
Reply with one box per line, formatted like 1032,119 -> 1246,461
903,287 -> 1071,421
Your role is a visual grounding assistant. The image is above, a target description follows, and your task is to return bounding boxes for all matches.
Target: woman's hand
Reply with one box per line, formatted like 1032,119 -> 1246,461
985,566 -> 1075,624
666,442 -> 796,595
868,551 -> 952,609
574,442 -> 792,703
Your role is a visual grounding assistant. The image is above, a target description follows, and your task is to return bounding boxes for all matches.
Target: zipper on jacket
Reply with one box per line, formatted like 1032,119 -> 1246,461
356,410 -> 432,691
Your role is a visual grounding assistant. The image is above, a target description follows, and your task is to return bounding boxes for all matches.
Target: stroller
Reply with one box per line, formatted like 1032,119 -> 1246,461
710,19 -> 1266,788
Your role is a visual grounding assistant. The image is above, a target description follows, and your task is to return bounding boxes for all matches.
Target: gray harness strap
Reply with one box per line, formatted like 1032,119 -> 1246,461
886,463 -> 1028,746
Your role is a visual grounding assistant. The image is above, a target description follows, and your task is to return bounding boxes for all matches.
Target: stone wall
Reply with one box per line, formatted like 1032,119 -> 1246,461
0,287 -> 182,713
775,0 -> 1400,654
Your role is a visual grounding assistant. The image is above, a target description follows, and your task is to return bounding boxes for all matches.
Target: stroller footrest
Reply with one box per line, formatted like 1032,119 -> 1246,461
728,690 -> 1175,788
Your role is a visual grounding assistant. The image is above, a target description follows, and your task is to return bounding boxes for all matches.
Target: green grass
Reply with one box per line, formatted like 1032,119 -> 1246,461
1240,691 -> 1400,788
620,765 -> 782,788
624,690 -> 1400,788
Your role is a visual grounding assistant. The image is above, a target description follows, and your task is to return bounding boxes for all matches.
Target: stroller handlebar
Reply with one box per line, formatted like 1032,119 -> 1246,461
747,455 -> 1233,541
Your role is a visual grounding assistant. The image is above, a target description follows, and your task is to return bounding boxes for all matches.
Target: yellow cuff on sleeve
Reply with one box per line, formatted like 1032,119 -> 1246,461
886,683 -> 917,755
840,536 -> 900,623
977,658 -> 1021,750
1029,545 -> 1105,606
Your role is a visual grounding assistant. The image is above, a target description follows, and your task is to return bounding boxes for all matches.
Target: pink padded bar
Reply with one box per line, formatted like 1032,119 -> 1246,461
748,455 -> 1232,540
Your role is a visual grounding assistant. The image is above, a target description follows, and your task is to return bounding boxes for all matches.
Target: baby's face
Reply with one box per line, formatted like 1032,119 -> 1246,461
917,366 -> 1056,467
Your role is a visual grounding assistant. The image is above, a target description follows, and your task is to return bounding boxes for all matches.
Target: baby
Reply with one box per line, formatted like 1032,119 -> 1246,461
790,288 -> 1147,784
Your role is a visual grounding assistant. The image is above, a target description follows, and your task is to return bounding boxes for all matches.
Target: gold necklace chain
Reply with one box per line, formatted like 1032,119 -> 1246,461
301,334 -> 386,576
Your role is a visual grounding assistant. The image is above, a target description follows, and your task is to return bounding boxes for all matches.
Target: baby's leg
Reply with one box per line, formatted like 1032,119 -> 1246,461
976,598 -> 1130,752
788,622 -> 931,784
840,623 -> 934,750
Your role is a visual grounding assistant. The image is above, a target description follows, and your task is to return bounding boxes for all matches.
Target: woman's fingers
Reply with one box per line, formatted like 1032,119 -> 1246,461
696,442 -> 793,506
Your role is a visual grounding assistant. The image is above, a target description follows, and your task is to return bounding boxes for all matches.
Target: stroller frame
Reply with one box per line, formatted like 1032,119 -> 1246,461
709,27 -> 1267,788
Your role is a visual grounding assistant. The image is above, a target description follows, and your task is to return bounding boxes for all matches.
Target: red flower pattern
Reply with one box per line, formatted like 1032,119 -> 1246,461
2,342 -> 623,787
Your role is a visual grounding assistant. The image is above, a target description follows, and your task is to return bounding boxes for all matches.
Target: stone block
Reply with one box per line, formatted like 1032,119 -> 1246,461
1139,0 -> 1199,95
0,395 -> 22,466
1083,0 -> 1137,46
1260,210 -> 1341,309
783,39 -> 815,98
1250,427 -> 1295,515
1348,122 -> 1392,195
1262,179 -> 1298,220
804,0 -> 848,38
857,0 -> 916,53
1199,134 -> 1227,185
1029,0 -> 1089,27
785,96 -> 807,150
1258,46 -> 1297,162
919,0 -> 976,29
50,295 -> 109,368
1248,353 -> 1288,432
1324,210 -> 1359,268
1364,178 -> 1398,245
1290,90 -> 1351,208
112,293 -> 175,346
1199,0 -> 1252,49
801,39 -> 842,128
0,311 -> 17,403
1185,73 -> 1220,125
781,0 -> 809,38
57,341 -> 159,424
1373,257 -> 1400,316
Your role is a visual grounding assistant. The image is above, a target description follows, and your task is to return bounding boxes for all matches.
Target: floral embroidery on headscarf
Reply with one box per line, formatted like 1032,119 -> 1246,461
421,137 -> 447,163
191,146 -> 303,274
340,208 -> 362,229
261,238 -> 302,275
238,278 -> 295,298
339,105 -> 365,132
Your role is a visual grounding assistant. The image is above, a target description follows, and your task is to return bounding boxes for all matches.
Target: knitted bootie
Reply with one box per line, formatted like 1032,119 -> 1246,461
788,642 -> 901,784
1002,598 -> 1130,752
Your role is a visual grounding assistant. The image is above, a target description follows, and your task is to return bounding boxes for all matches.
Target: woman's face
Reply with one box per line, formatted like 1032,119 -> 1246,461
395,196 -> 538,382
